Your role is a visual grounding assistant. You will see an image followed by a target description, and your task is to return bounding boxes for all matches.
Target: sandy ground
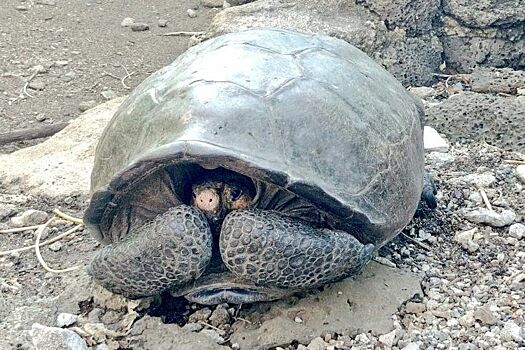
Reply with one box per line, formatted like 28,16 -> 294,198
0,0 -> 217,152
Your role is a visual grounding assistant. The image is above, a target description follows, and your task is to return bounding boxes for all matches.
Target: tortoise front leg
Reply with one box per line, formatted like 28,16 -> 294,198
88,205 -> 212,299
219,210 -> 374,289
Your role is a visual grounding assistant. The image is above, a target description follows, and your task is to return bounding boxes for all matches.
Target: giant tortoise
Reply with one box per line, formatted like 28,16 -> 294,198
84,28 -> 433,305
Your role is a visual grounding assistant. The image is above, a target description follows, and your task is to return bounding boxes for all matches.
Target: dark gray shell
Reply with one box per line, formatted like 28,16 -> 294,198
85,28 -> 425,247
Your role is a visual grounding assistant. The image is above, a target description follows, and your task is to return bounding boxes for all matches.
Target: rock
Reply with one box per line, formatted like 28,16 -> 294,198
0,98 -> 124,200
500,320 -> 524,343
464,208 -> 516,227
473,307 -> 497,325
63,71 -> 76,82
426,151 -> 455,168
379,330 -> 397,347
56,313 -> 78,327
405,302 -> 426,315
101,90 -> 118,100
36,0 -> 57,5
15,5 -> 29,11
55,60 -> 69,67
409,86 -> 436,99
229,262 -> 422,350
454,228 -> 481,252
10,209 -> 48,227
516,165 -> 525,184
209,305 -> 230,327
28,79 -> 46,91
35,114 -> 47,122
189,308 -> 212,323
49,242 -> 62,252
187,9 -> 197,18
509,223 -> 525,240
0,204 -> 16,221
449,172 -> 496,188
130,23 -> 149,32
121,17 -> 135,27
294,316 -> 303,323
423,126 -> 449,152
130,316 -> 229,349
307,337 -> 329,350
158,19 -> 168,27
201,0 -> 223,7
31,323 -> 88,350
402,343 -> 420,350
426,92 -> 525,152
201,329 -> 226,344
182,323 -> 203,332
470,67 -> 525,95
78,100 -> 97,112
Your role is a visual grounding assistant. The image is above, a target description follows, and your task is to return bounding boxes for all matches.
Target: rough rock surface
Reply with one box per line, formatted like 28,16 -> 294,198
441,0 -> 525,71
426,92 -> 525,152
228,262 -> 421,349
129,316 -> 230,350
31,323 -> 88,350
470,67 -> 525,94
204,0 -> 525,85
0,97 -> 124,201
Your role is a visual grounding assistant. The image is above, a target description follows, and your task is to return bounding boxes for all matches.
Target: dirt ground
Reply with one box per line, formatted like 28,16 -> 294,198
0,0 -> 217,152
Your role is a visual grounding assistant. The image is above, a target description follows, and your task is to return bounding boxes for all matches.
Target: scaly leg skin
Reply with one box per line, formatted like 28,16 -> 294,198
220,210 -> 374,289
88,205 -> 212,299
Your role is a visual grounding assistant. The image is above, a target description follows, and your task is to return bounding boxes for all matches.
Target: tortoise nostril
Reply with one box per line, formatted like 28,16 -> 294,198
209,199 -> 213,203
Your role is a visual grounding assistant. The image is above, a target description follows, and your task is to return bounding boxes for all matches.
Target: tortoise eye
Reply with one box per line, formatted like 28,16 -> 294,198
230,189 -> 243,201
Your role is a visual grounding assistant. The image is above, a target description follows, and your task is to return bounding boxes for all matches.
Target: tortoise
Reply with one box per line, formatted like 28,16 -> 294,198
84,28 -> 434,305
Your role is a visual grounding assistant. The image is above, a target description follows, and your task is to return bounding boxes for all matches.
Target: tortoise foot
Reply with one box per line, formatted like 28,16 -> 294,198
88,205 -> 212,298
220,209 -> 374,290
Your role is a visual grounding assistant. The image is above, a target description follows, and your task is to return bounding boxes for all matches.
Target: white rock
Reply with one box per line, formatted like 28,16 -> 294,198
516,165 -> 525,184
120,17 -> 135,27
379,330 -> 397,347
402,343 -> 420,350
464,208 -> 516,227
307,337 -> 329,350
101,90 -> 118,100
450,172 -> 496,187
200,329 -> 226,344
424,126 -> 449,152
409,86 -> 436,99
10,209 -> 48,227
187,8 -> 197,18
509,223 -> 525,239
426,151 -> 455,168
355,333 -> 370,344
454,228 -> 481,252
56,313 -> 78,327
500,320 -> 524,342
49,242 -> 63,252
31,323 -> 87,350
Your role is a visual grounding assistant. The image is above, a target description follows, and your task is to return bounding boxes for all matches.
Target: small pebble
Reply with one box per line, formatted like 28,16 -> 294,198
158,19 -> 168,27
101,90 -> 118,100
120,17 -> 135,27
56,313 -> 78,327
10,209 -> 48,227
31,323 -> 87,350
49,242 -> 62,252
130,22 -> 149,31
28,80 -> 46,91
187,8 -> 197,18
509,223 -> 525,240
54,60 -> 69,67
405,302 -> 426,314
188,308 -> 212,323
182,322 -> 202,332
515,165 -> 525,184
294,316 -> 303,323
35,114 -> 47,122
15,5 -> 29,11
307,337 -> 329,350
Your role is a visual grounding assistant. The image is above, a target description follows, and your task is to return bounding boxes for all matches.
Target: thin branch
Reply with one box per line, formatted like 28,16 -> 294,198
0,224 -> 82,256
401,233 -> 431,251
0,225 -> 41,234
478,187 -> 493,211
158,31 -> 204,37
34,218 -> 81,273
52,209 -> 84,225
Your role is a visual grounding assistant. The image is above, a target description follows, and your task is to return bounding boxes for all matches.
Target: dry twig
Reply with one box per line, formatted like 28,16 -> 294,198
503,159 -> 525,165
120,65 -> 134,89
478,187 -> 493,211
52,208 -> 84,225
0,225 -> 41,234
0,224 -> 82,256
158,31 -> 204,37
401,233 -> 431,251
34,218 -> 81,273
